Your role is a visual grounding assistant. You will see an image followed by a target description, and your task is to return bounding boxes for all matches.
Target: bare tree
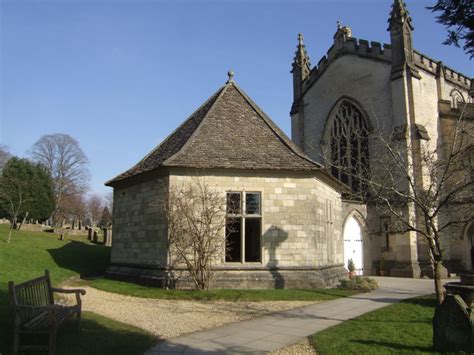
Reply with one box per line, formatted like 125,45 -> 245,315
321,105 -> 473,304
61,193 -> 87,229
30,133 -> 90,225
163,180 -> 227,290
104,190 -> 113,214
0,144 -> 11,171
87,194 -> 104,227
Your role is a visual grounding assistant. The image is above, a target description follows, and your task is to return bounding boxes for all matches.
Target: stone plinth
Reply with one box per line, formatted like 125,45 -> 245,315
105,264 -> 347,289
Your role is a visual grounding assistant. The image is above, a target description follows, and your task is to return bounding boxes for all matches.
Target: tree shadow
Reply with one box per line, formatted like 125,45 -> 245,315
2,311 -> 158,355
47,241 -> 111,278
401,296 -> 437,308
350,339 -> 433,352
264,226 -> 288,289
56,312 -> 157,355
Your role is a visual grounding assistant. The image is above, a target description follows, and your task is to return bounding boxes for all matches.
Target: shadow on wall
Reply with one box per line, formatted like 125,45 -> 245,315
47,241 -> 111,278
264,226 -> 288,289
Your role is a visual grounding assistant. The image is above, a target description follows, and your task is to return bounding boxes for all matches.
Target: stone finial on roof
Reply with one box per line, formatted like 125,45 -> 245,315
333,21 -> 352,44
298,33 -> 304,46
227,70 -> 235,84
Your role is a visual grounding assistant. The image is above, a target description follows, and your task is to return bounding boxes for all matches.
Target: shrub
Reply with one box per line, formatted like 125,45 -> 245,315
339,276 -> 378,292
347,258 -> 356,272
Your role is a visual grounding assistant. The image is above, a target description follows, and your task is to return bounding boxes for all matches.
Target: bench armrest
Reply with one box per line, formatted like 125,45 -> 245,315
52,287 -> 86,305
51,287 -> 86,296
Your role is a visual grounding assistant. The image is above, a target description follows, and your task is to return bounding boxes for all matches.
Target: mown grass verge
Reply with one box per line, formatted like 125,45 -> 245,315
89,278 -> 358,302
310,295 -> 441,354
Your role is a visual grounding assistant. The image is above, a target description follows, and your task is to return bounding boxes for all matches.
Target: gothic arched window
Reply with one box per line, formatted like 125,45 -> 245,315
330,101 -> 370,197
450,90 -> 465,109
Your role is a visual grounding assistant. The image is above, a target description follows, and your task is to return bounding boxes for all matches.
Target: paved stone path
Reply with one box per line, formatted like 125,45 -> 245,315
146,277 -> 441,354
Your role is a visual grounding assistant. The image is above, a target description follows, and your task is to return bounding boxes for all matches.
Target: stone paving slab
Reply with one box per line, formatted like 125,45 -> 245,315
145,277 -> 447,354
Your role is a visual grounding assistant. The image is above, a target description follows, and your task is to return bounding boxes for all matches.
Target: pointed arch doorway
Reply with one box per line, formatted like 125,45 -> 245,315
343,216 -> 364,275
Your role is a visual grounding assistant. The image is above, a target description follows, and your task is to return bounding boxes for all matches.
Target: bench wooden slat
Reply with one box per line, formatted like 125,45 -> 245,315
9,270 -> 85,355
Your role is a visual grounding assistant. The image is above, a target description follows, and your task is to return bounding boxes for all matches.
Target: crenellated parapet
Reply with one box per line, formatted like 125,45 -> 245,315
413,51 -> 471,90
299,36 -> 471,95
301,37 -> 392,93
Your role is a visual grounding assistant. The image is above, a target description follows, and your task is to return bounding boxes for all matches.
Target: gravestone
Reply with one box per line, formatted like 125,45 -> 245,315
436,267 -> 474,352
433,294 -> 473,352
103,228 -> 108,245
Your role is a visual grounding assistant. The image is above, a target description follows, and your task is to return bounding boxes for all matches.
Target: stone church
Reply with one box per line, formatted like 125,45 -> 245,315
290,0 -> 473,277
106,0 -> 473,288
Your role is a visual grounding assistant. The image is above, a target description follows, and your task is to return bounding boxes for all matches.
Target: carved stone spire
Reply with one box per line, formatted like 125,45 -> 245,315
291,33 -> 311,109
388,0 -> 413,32
387,0 -> 420,79
292,34 -> 311,77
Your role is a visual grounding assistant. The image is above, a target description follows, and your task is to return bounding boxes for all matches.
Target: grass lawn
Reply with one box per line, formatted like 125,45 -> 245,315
89,278 -> 357,301
310,295 -> 441,354
0,224 -> 155,355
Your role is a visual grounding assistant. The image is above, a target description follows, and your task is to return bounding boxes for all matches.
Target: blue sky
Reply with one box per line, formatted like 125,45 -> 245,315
1,0 -> 472,197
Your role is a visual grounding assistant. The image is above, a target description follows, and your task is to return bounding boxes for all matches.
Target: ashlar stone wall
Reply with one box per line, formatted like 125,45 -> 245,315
169,168 -> 344,269
111,176 -> 168,267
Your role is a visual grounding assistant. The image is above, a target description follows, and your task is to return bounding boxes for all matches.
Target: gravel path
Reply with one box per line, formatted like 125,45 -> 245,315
270,338 -> 316,354
67,286 -> 316,340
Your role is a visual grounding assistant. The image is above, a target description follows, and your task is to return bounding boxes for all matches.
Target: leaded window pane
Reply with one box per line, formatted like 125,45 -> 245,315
330,102 -> 370,198
226,192 -> 241,214
245,193 -> 261,215
245,218 -> 261,262
226,217 -> 241,262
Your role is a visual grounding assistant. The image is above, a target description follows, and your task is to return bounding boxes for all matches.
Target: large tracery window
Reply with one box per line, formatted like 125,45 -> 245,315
330,101 -> 370,198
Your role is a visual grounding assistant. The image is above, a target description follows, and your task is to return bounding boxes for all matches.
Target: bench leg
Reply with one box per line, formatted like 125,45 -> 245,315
49,328 -> 57,355
12,330 -> 19,355
77,310 -> 82,331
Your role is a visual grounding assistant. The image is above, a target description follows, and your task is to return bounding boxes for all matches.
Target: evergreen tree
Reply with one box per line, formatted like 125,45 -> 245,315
99,206 -> 112,227
0,158 -> 55,223
428,0 -> 474,58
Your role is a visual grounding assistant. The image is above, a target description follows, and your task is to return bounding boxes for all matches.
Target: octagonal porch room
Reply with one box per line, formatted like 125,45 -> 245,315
105,73 -> 347,288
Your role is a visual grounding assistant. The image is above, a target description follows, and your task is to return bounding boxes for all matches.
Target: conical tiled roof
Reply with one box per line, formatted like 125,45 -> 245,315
106,77 -> 323,186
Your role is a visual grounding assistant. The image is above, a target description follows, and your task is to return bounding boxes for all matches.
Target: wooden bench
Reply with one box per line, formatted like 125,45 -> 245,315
8,270 -> 86,355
